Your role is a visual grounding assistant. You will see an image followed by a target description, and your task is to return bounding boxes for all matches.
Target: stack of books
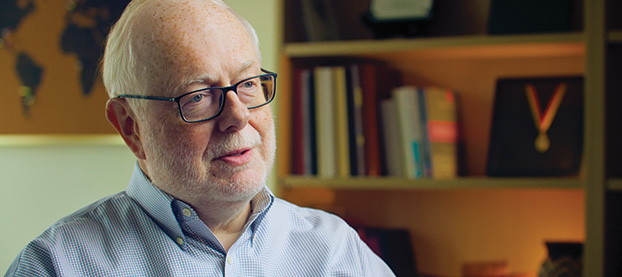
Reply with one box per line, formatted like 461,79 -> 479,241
381,86 -> 459,179
290,64 -> 459,179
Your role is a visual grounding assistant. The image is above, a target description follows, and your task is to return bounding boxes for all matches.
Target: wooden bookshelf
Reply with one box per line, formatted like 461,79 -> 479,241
282,176 -> 583,190
609,30 -> 622,42
275,0 -> 619,276
285,33 -> 584,58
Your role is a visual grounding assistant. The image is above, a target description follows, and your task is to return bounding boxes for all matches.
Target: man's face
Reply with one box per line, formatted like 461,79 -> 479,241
133,0 -> 275,205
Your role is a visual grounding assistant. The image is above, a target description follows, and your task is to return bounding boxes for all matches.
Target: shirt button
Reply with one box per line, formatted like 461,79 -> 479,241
227,256 -> 233,265
176,237 -> 184,245
182,208 -> 192,217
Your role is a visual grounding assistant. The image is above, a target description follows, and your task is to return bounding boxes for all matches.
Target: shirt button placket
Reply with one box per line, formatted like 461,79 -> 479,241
224,254 -> 235,276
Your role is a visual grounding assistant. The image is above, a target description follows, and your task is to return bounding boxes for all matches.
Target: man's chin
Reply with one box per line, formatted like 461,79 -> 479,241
209,168 -> 266,195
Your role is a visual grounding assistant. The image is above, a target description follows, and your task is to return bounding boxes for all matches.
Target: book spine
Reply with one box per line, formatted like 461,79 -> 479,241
361,64 -> 382,176
380,98 -> 404,176
291,68 -> 305,175
314,66 -> 337,178
347,65 -> 366,176
333,66 -> 351,178
301,69 -> 314,175
393,86 -> 424,178
425,87 -> 459,179
307,70 -> 318,176
418,89 -> 432,177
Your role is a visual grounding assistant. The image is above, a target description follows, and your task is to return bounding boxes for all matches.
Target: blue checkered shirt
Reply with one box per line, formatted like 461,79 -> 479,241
6,164 -> 395,276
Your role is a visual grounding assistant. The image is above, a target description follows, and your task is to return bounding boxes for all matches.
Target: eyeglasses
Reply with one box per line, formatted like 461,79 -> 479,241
116,69 -> 277,123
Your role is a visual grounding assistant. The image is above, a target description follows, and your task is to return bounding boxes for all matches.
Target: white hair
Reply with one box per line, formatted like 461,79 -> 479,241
101,0 -> 261,100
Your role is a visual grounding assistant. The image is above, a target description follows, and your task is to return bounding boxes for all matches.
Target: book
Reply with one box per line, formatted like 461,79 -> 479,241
361,64 -> 383,176
291,68 -> 305,175
333,66 -> 351,177
355,227 -> 418,277
380,97 -> 404,177
306,70 -> 318,175
420,87 -> 459,179
346,64 -> 366,176
392,86 -> 425,178
314,66 -> 337,177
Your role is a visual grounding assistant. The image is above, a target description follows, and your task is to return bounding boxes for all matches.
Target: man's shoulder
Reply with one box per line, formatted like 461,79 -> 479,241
54,191 -> 133,224
6,192 -> 146,276
37,191 -> 140,241
269,197 -> 353,233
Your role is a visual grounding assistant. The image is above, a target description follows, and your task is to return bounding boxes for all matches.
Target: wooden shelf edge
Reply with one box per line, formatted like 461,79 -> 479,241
280,176 -> 583,190
0,134 -> 124,147
608,30 -> 622,43
285,32 -> 585,58
608,179 -> 622,191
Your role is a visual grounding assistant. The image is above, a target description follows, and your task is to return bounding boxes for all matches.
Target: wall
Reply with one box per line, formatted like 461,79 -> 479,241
0,0 -> 278,272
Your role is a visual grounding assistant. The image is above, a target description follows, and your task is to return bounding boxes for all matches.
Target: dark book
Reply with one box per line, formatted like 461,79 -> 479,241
291,68 -> 304,175
356,227 -> 418,277
346,65 -> 366,176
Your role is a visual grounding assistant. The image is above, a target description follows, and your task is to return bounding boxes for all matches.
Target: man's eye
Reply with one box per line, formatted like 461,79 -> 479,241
242,81 -> 255,88
190,94 -> 204,103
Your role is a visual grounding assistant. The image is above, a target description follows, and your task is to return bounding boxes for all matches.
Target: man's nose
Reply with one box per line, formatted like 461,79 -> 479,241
216,90 -> 250,133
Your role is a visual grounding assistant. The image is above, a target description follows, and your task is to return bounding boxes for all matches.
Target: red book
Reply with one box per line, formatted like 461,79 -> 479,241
291,68 -> 305,175
361,65 -> 381,176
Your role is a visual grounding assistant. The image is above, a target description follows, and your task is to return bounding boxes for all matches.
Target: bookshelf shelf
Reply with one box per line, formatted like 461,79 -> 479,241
609,179 -> 622,191
285,33 -> 584,59
609,30 -> 622,42
281,176 -> 583,190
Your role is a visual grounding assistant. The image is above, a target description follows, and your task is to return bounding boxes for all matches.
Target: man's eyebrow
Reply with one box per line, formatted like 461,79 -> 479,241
234,60 -> 259,78
173,73 -> 217,95
172,60 -> 259,94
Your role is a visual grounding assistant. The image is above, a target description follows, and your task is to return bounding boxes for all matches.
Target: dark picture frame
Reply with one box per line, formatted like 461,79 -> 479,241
486,76 -> 583,177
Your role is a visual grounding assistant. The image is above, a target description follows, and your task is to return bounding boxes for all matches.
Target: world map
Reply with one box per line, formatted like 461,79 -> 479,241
0,0 -> 129,116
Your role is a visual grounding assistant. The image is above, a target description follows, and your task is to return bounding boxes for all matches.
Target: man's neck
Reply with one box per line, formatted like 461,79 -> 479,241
196,199 -> 252,252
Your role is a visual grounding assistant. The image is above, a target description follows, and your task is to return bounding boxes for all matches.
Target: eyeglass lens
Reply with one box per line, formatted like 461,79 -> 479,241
179,74 -> 275,122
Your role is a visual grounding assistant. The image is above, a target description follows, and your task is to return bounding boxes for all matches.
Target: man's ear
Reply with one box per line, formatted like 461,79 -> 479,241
106,98 -> 146,160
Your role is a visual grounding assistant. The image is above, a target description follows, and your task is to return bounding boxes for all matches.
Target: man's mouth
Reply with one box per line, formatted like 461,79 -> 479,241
215,148 -> 254,165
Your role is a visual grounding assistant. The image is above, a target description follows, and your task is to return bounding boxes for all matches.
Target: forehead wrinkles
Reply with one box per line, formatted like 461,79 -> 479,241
133,0 -> 245,95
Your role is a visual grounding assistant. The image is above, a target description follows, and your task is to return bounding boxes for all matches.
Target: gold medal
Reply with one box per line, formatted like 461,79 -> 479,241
525,83 -> 567,153
535,132 -> 550,153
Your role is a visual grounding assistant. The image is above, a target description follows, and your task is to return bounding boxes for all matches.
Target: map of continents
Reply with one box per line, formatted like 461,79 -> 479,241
0,0 -> 128,117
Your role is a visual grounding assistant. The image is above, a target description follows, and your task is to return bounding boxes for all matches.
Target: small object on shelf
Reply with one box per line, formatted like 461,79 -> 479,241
538,242 -> 583,277
300,0 -> 340,41
363,0 -> 435,39
488,0 -> 574,35
486,76 -> 583,177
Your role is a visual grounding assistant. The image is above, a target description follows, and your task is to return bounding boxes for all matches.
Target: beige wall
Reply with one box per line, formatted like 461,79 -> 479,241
0,0 -> 279,272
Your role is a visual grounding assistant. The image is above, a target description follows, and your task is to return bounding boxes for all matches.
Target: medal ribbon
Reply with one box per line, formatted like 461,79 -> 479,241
525,83 -> 567,135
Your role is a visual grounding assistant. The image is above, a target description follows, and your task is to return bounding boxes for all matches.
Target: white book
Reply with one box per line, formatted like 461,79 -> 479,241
333,66 -> 350,177
380,97 -> 403,177
314,66 -> 337,178
392,86 -> 425,178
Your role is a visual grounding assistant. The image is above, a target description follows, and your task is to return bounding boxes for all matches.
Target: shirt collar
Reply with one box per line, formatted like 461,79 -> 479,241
125,163 -> 183,242
125,163 -> 275,242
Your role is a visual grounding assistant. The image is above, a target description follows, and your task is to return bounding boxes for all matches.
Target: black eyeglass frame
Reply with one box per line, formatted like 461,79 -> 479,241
116,68 -> 277,123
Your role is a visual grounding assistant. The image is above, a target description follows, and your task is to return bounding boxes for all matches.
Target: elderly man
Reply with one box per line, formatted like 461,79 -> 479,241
6,0 -> 395,276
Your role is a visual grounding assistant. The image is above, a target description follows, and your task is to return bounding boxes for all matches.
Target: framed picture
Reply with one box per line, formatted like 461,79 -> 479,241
0,1 -> 129,135
486,76 -> 583,177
